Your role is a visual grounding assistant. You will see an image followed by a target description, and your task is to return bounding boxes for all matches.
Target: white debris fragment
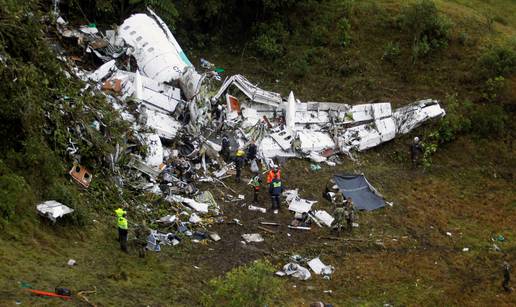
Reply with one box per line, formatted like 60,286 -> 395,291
241,233 -> 264,243
277,263 -> 312,280
307,257 -> 335,277
36,201 -> 74,222
248,205 -> 267,213
313,210 -> 335,227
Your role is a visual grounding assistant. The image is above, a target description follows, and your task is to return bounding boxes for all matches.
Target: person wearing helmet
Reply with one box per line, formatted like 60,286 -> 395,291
115,208 -> 128,253
266,165 -> 281,184
234,148 -> 246,182
410,136 -> 423,167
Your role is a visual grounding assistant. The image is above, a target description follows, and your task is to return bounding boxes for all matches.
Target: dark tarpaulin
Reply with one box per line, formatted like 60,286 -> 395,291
333,174 -> 385,211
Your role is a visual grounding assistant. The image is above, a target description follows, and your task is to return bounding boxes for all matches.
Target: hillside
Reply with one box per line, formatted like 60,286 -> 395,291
0,0 -> 514,305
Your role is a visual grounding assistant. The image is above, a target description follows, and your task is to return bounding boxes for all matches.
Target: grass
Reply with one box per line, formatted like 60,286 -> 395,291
0,0 -> 515,305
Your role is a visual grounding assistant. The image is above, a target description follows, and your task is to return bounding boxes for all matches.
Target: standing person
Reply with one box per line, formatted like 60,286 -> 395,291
247,141 -> 257,162
115,208 -> 128,253
345,197 -> 355,232
220,135 -> 231,162
269,177 -> 284,214
250,174 -> 262,204
134,221 -> 148,258
503,261 -> 512,292
410,136 -> 423,167
266,165 -> 281,184
331,206 -> 346,234
234,149 -> 246,182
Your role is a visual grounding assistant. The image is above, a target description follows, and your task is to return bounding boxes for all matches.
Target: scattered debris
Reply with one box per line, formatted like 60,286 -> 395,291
67,259 -> 76,267
276,263 -> 312,280
248,205 -> 267,213
242,233 -> 264,243
308,258 -> 335,278
36,201 -> 74,222
69,163 -> 92,188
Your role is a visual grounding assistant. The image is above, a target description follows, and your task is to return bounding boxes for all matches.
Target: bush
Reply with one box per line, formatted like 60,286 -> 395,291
482,76 -> 506,102
201,260 -> 285,307
252,21 -> 288,59
0,170 -> 35,227
337,17 -> 352,47
382,41 -> 401,62
478,44 -> 516,79
399,0 -> 451,62
469,104 -> 508,138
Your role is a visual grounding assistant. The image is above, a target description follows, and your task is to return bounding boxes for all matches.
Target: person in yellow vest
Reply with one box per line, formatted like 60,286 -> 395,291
115,208 -> 128,253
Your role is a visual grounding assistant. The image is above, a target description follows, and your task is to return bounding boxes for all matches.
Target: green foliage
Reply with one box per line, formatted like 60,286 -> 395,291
0,162 -> 35,227
382,41 -> 401,62
482,76 -> 506,102
478,43 -> 516,79
338,17 -> 352,47
201,260 -> 285,307
435,94 -> 473,144
469,104 -> 508,138
399,0 -> 451,63
252,21 -> 288,58
129,0 -> 179,28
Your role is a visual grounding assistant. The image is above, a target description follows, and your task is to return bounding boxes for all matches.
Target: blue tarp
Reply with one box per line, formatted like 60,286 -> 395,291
333,174 -> 385,211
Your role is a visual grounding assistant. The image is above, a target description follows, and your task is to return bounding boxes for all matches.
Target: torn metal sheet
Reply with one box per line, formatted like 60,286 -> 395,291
307,257 -> 335,276
88,59 -> 116,82
37,201 -> 74,222
142,108 -> 182,139
312,210 -> 334,227
277,263 -> 311,280
213,75 -> 282,107
168,195 -> 209,213
126,155 -> 161,179
141,133 -> 164,168
393,99 -> 446,134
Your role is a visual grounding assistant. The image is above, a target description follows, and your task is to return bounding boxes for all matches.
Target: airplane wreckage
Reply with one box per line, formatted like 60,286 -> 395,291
49,8 -> 445,243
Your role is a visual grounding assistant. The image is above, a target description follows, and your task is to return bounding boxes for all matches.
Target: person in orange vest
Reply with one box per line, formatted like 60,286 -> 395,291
266,165 -> 281,184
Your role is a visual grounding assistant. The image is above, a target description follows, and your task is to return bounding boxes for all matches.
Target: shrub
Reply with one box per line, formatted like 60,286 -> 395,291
482,76 -> 506,102
478,44 -> 516,79
0,171 -> 35,227
201,260 -> 285,307
469,104 -> 508,138
382,41 -> 401,62
399,0 -> 451,62
337,17 -> 352,47
252,21 -> 288,59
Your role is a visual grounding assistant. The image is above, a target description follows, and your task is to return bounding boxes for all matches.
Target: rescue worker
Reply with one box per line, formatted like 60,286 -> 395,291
134,221 -> 148,258
234,149 -> 246,182
247,141 -> 257,162
503,261 -> 512,292
410,136 -> 423,167
344,197 -> 356,232
220,135 -> 231,162
250,174 -> 262,204
269,177 -> 284,214
266,165 -> 281,184
115,208 -> 128,253
331,205 -> 346,234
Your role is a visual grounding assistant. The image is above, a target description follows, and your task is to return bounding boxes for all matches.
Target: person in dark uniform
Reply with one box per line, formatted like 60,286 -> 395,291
410,136 -> 423,167
503,261 -> 512,292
